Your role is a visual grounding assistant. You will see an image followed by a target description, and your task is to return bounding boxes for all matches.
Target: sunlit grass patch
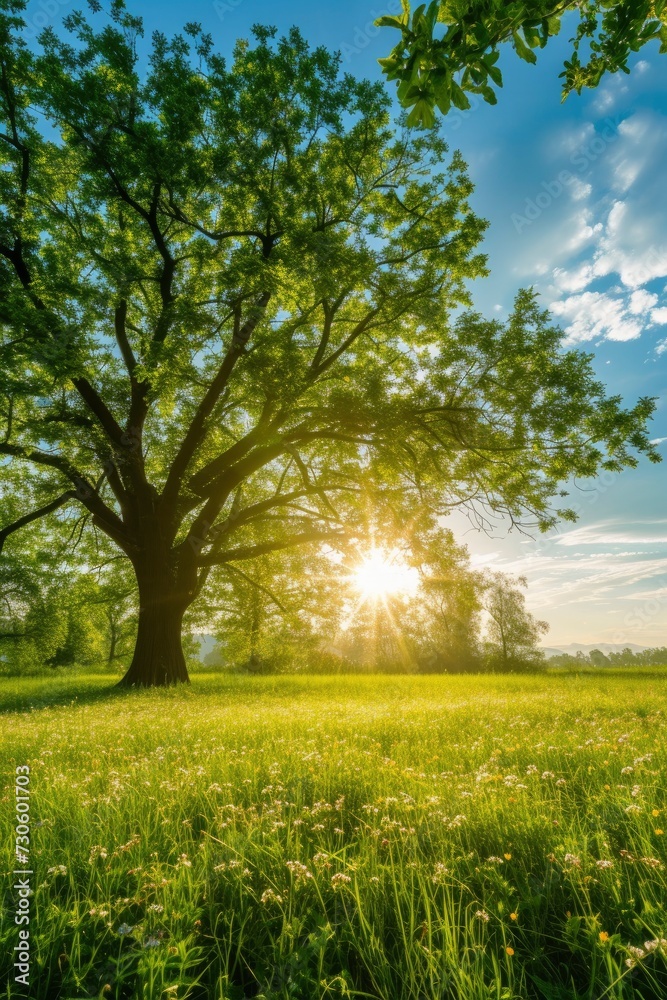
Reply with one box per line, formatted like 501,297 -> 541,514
1,671 -> 667,999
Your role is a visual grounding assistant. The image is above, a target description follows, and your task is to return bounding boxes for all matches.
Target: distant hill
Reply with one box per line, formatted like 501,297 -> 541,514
542,643 -> 648,659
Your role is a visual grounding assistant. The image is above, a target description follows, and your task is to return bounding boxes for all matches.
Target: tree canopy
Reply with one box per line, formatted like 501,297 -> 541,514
377,1 -> 667,126
0,1 -> 660,684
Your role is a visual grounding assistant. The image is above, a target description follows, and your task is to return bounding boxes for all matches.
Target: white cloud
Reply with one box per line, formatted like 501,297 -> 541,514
553,520 -> 667,547
543,113 -> 667,343
591,89 -> 615,114
490,549 -> 667,616
570,178 -> 592,201
629,289 -> 658,314
550,290 -> 643,344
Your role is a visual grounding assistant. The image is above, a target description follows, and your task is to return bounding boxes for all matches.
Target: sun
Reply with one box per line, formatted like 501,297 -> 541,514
352,548 -> 418,601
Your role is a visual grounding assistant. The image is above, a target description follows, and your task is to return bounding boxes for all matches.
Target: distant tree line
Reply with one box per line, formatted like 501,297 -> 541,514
550,647 -> 667,669
1,516 -> 549,676
197,526 -> 550,675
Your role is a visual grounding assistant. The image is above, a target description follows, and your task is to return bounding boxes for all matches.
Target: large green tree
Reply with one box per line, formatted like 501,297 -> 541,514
378,1 -> 667,126
0,3 -> 659,685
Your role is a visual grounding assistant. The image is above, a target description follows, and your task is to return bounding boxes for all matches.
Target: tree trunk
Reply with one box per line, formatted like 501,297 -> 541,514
118,570 -> 191,687
107,615 -> 118,666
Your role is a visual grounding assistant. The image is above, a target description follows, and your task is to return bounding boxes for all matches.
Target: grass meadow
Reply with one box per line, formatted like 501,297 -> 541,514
2,670 -> 667,1000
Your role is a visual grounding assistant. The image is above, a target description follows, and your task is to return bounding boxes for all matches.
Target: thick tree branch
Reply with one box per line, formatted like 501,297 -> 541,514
197,528 -> 349,566
0,490 -> 76,555
0,442 -> 132,551
309,307 -> 380,377
161,292 -> 272,511
114,299 -> 138,374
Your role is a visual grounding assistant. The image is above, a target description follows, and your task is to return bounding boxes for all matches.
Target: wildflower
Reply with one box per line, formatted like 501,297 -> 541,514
640,856 -> 662,869
176,854 -> 192,868
631,784 -> 641,798
47,865 -> 67,876
117,923 -> 134,936
599,932 -> 609,943
475,909 -> 490,923
285,860 -> 313,883
541,771 -> 555,780
509,913 -> 518,922
147,903 -> 164,913
621,766 -> 634,775
88,846 -> 108,863
503,853 -> 512,861
331,873 -> 352,888
143,937 -> 161,948
655,829 -> 664,836
506,946 -> 514,956
526,765 -> 538,775
432,863 -> 450,883
556,778 -> 567,787
564,854 -> 581,867
115,835 -> 141,853
369,876 -> 380,884
652,809 -> 661,817
260,888 -> 284,905
89,908 -> 109,918
625,804 -> 641,815
487,856 -> 504,864
595,860 -> 613,869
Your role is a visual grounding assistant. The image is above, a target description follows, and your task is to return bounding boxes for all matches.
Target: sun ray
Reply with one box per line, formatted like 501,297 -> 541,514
351,548 -> 418,601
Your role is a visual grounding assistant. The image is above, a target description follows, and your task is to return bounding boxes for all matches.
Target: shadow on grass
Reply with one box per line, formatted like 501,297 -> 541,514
2,665 -> 666,716
0,674 -> 131,714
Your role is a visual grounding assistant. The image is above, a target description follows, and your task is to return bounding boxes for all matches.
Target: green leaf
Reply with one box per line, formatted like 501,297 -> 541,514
375,15 -> 407,29
512,31 -> 537,64
450,82 -> 471,110
406,97 -> 436,127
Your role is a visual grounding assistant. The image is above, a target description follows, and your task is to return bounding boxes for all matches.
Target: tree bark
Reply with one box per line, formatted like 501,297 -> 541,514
118,566 -> 191,687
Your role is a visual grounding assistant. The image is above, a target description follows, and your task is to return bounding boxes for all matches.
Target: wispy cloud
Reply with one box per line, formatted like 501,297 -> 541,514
552,520 -> 667,547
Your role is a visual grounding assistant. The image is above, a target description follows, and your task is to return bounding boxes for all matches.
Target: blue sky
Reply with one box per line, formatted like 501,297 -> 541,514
23,0 -> 667,646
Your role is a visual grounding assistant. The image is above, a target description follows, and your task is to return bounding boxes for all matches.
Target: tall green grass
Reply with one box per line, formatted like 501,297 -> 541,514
2,671 -> 667,999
